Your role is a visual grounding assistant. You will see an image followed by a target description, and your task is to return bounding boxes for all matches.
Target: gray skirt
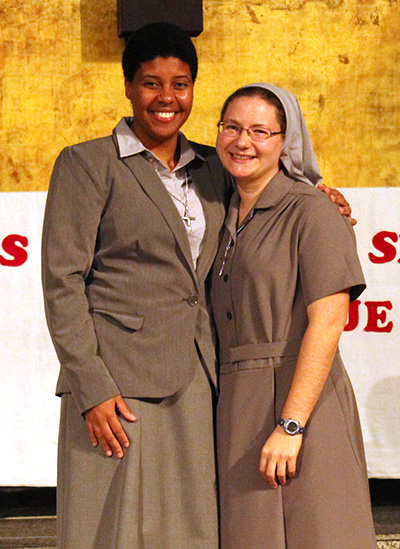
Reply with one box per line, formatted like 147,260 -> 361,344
217,355 -> 377,549
57,362 -> 218,549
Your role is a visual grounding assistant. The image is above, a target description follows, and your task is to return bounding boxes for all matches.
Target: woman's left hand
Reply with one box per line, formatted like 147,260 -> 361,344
259,427 -> 303,489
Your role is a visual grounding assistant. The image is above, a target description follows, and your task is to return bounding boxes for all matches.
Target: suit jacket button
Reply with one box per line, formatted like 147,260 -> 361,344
187,295 -> 199,306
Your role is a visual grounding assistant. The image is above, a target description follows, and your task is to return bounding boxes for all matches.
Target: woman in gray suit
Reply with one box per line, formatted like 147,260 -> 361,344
43,22 -> 228,548
42,23 -> 353,549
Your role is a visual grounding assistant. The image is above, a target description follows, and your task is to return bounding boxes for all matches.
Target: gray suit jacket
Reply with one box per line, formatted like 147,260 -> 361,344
42,130 -> 229,414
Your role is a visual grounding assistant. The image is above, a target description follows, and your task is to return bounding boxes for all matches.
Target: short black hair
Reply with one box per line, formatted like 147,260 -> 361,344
122,22 -> 198,82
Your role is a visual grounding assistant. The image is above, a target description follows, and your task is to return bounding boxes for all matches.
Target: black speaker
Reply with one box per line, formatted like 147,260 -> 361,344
117,0 -> 203,38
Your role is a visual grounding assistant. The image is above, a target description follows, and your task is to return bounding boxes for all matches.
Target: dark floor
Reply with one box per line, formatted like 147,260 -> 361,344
0,517 -> 56,548
0,480 -> 399,548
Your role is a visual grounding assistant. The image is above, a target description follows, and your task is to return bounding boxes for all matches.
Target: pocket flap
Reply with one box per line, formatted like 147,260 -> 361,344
91,308 -> 144,331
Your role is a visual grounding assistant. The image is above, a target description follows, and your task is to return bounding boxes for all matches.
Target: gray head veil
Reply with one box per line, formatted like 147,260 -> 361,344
241,83 -> 323,186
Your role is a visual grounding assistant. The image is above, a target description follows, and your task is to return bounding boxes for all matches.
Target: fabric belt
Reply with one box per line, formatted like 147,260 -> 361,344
219,340 -> 302,365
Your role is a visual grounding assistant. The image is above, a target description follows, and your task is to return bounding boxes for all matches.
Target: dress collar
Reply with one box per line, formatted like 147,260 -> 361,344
252,171 -> 296,209
224,171 -> 298,234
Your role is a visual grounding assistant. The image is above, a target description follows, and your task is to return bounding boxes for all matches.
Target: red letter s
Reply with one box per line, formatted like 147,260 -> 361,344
0,234 -> 29,266
368,231 -> 398,264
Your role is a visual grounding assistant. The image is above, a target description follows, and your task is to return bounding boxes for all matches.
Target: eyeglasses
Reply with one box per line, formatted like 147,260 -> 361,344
217,122 -> 283,142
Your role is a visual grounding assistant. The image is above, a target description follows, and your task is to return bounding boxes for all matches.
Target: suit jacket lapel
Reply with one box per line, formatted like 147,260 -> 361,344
121,153 -> 196,281
189,158 -> 226,282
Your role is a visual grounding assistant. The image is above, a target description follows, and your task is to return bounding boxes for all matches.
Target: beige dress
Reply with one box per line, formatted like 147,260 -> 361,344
211,172 -> 377,549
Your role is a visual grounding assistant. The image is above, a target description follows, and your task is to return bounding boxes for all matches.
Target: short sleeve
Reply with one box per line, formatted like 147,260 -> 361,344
297,194 -> 366,307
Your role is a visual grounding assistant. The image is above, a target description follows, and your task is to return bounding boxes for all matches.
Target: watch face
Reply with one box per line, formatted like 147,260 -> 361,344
286,420 -> 298,433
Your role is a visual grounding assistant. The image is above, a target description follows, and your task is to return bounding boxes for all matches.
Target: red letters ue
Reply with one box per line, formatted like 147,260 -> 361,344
345,300 -> 393,333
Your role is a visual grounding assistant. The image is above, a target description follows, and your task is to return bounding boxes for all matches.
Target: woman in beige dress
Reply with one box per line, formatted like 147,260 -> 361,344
211,83 -> 377,548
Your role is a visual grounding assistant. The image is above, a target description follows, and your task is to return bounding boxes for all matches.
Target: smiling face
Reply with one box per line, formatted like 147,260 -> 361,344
125,56 -> 194,152
216,95 -> 284,189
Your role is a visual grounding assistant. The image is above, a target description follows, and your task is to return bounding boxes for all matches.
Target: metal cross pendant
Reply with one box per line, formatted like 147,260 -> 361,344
182,211 -> 196,232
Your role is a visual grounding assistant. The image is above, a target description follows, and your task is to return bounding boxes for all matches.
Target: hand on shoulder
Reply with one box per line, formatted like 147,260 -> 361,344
317,183 -> 357,226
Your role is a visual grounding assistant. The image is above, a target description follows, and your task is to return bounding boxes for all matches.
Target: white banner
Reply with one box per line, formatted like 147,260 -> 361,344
0,189 -> 399,486
0,192 -> 59,486
339,188 -> 400,479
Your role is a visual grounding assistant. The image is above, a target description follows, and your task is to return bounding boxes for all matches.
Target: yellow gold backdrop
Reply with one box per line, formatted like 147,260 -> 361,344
0,0 -> 399,191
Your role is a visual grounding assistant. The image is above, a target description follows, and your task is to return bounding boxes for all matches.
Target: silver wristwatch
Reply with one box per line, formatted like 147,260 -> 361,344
278,418 -> 305,436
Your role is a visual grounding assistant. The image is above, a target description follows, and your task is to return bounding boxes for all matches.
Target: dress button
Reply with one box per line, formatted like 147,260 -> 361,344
223,274 -> 229,282
227,311 -> 233,320
187,295 -> 199,306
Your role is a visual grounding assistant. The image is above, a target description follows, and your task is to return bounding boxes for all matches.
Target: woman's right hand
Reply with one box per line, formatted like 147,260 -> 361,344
84,395 -> 136,459
259,426 -> 303,489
